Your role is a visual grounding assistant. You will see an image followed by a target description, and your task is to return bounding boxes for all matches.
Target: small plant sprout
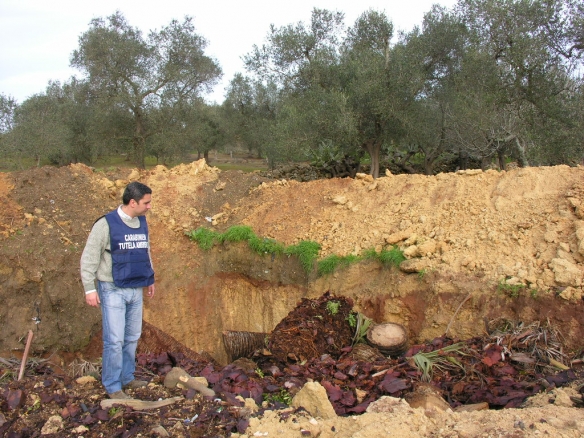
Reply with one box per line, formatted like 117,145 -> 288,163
497,281 -> 526,298
326,300 -> 340,315
348,312 -> 373,346
263,389 -> 292,406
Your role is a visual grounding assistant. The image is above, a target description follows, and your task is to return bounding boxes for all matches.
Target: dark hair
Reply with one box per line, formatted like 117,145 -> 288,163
122,182 -> 152,205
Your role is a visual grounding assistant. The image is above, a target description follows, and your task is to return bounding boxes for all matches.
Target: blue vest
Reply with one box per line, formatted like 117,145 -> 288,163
105,210 -> 155,288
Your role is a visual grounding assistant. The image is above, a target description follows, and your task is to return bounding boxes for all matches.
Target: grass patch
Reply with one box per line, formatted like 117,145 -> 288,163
187,225 -> 407,275
283,240 -> 321,272
317,254 -> 359,276
217,225 -> 256,243
497,281 -> 526,298
263,388 -> 292,406
248,235 -> 285,255
185,227 -> 220,250
363,246 -> 406,268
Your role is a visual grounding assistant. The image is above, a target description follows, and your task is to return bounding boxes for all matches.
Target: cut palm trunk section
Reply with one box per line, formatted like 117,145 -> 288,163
222,330 -> 267,362
366,322 -> 409,357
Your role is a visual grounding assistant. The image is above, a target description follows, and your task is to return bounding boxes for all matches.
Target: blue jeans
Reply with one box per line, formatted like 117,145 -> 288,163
97,281 -> 143,394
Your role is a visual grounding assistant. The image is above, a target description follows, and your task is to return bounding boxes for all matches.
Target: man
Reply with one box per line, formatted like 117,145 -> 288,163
80,181 -> 155,399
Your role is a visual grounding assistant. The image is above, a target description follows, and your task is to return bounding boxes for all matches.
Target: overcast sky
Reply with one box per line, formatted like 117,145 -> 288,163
0,0 -> 457,104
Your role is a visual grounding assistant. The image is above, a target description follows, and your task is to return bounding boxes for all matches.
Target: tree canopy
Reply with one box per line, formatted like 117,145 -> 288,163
70,11 -> 222,168
2,2 -> 583,175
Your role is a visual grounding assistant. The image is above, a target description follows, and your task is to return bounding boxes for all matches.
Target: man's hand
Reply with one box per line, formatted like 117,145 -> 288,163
85,291 -> 100,307
147,284 -> 155,298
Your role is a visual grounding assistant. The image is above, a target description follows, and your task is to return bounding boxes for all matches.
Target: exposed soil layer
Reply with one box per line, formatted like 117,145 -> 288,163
1,160 -> 584,436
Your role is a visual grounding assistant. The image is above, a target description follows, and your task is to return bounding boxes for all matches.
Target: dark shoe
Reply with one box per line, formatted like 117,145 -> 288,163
123,379 -> 148,390
108,390 -> 131,399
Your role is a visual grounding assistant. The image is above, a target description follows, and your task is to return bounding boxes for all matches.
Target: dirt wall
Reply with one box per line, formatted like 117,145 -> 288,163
0,162 -> 583,363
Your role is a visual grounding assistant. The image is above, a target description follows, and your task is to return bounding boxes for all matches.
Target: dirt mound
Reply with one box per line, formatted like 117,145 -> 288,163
1,160 -> 584,437
267,292 -> 354,363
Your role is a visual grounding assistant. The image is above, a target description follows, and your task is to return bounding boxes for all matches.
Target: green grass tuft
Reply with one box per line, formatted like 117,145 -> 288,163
317,254 -> 360,276
186,227 -> 220,250
218,225 -> 255,243
248,235 -> 285,255
497,281 -> 526,298
187,226 -> 409,275
284,240 -> 321,272
364,246 -> 406,267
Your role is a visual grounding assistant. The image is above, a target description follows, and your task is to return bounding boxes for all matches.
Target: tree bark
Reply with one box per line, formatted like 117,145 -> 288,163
362,139 -> 381,179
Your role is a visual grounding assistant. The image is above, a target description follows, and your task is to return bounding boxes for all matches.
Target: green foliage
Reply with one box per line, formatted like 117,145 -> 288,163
108,406 -> 123,416
71,12 -> 222,169
497,281 -> 526,298
317,253 -> 359,276
0,369 -> 14,384
218,225 -> 255,243
263,389 -> 293,406
186,227 -> 219,250
255,368 -> 265,378
364,246 -> 406,267
248,236 -> 285,255
188,225 -> 412,277
283,240 -> 321,272
411,342 -> 466,382
347,312 -> 373,346
326,300 -> 340,315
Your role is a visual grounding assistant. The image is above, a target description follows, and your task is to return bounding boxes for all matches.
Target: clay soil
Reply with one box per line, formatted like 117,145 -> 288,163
1,159 -> 584,437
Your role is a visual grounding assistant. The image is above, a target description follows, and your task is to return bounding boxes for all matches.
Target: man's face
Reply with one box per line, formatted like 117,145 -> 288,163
128,194 -> 152,217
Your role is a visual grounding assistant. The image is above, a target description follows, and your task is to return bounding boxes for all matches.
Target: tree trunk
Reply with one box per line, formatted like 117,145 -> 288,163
203,150 -> 209,163
514,137 -> 529,167
423,156 -> 435,175
458,149 -> 469,170
497,149 -> 507,171
366,323 -> 409,357
362,139 -> 381,179
133,109 -> 147,169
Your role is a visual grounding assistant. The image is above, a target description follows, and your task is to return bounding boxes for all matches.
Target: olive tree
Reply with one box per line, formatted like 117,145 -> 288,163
71,11 -> 222,168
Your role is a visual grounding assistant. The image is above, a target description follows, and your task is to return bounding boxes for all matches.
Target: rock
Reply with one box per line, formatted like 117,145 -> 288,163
291,381 -> 337,419
332,195 -> 348,205
403,245 -> 419,258
366,396 -> 413,414
245,397 -> 259,413
558,286 -> 583,302
385,229 -> 413,244
41,415 -> 64,435
6,389 -> 25,410
576,222 -> 584,256
417,239 -> 437,256
355,388 -> 367,404
552,388 -> 577,408
399,258 -> 431,273
453,402 -> 489,412
72,425 -> 89,434
404,383 -> 451,414
151,425 -> 170,437
355,173 -> 374,182
549,258 -> 583,287
76,375 -> 96,385
215,181 -> 226,191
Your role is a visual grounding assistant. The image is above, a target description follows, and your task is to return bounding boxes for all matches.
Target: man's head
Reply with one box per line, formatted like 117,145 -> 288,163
122,182 -> 152,217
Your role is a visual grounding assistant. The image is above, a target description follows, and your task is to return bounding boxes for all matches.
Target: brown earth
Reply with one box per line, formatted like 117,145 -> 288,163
1,160 -> 584,437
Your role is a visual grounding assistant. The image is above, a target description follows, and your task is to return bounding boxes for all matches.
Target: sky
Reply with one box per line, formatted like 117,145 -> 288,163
0,0 -> 458,105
